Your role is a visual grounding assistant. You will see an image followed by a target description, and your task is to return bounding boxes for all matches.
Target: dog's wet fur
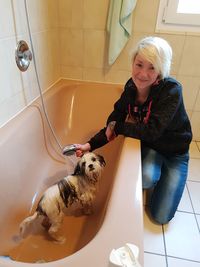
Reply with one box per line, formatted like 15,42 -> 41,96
19,152 -> 105,243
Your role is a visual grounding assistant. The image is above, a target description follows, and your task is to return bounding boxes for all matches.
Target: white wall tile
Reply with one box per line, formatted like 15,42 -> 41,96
104,69 -> 131,84
0,0 -> 15,38
61,66 -> 83,80
133,0 -> 160,33
159,34 -> 186,75
83,68 -> 105,82
60,29 -> 84,67
179,36 -> 200,76
0,91 -> 26,126
21,63 -> 39,104
177,76 -> 200,110
194,88 -> 200,112
84,30 -> 106,68
26,0 -> 49,33
83,0 -> 109,30
0,38 -> 22,102
191,112 -> 200,141
189,142 -> 200,159
12,0 -> 28,36
59,0 -> 84,29
0,0 -> 60,128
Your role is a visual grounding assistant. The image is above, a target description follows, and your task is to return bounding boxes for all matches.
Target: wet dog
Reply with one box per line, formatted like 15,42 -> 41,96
19,152 -> 105,243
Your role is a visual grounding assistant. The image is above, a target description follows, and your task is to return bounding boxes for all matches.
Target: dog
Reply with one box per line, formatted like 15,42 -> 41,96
19,152 -> 106,243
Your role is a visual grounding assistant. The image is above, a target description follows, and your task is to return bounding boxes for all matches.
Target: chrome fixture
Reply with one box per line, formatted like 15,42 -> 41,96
15,40 -> 32,72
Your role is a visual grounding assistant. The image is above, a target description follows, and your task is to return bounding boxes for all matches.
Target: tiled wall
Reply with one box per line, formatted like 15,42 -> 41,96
1,0 -> 200,140
0,0 -> 60,127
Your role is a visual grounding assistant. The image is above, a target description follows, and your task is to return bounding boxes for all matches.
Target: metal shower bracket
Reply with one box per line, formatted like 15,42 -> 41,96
15,40 -> 32,72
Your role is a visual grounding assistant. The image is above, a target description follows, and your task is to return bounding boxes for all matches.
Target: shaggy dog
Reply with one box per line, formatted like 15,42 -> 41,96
19,152 -> 105,243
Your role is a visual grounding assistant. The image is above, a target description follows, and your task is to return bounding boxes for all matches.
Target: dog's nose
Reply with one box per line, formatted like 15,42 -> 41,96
88,164 -> 94,170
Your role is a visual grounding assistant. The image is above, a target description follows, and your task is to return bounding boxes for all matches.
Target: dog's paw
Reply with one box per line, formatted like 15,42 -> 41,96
54,236 -> 66,244
42,217 -> 51,230
83,207 -> 94,215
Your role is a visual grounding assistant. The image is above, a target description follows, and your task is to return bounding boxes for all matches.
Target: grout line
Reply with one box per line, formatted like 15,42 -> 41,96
187,179 -> 200,183
162,224 -> 169,267
144,251 -> 165,257
189,141 -> 200,159
161,210 -> 200,265
167,255 -> 200,264
177,210 -> 200,216
143,182 -> 200,264
144,251 -> 167,266
195,141 -> 200,152
144,251 -> 200,264
146,202 -> 200,216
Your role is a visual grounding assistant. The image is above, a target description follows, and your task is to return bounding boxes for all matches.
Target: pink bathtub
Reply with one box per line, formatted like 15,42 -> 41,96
0,79 -> 143,266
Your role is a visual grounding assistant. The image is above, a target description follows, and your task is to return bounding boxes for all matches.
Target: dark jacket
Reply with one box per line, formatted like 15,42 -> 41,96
89,77 -> 192,156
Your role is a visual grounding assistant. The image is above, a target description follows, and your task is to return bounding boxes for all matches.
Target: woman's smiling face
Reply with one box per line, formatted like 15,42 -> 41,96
132,54 -> 160,92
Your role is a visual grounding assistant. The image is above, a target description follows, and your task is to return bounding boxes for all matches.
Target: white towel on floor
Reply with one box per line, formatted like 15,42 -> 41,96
107,0 -> 137,65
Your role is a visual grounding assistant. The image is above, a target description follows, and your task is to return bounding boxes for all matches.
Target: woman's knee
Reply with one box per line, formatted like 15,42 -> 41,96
142,147 -> 162,189
142,164 -> 161,189
149,207 -> 173,224
142,171 -> 155,189
149,187 -> 180,225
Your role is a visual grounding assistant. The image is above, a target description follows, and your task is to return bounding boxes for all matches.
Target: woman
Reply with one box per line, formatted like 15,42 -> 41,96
73,36 -> 192,224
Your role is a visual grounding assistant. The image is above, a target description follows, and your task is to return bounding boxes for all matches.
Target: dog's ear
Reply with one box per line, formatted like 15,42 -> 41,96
97,155 -> 106,167
73,162 -> 83,176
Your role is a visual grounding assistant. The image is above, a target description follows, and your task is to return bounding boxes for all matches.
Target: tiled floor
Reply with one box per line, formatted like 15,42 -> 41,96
143,141 -> 200,267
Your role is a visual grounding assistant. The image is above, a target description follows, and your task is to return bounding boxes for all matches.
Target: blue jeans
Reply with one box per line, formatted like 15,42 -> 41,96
142,145 -> 189,224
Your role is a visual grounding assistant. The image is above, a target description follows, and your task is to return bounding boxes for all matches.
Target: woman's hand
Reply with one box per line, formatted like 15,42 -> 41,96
105,121 -> 116,141
75,143 -> 91,157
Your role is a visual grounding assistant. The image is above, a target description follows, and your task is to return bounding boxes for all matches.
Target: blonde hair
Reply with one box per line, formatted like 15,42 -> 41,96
132,36 -> 172,79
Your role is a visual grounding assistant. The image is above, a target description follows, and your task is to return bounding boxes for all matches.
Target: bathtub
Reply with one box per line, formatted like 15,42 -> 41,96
0,79 -> 143,266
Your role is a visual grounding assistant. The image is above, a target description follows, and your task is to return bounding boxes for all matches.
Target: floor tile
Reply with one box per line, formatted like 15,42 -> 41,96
177,185 -> 193,213
190,141 -> 200,158
197,142 -> 200,152
188,158 -> 200,182
164,212 -> 200,261
168,257 -> 200,267
142,141 -> 200,267
143,208 -> 165,255
196,214 -> 200,230
144,252 -> 166,267
143,190 -> 147,206
187,181 -> 200,214
143,189 -> 153,206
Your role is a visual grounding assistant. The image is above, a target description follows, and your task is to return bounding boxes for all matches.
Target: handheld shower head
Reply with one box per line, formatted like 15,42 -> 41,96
62,144 -> 77,156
